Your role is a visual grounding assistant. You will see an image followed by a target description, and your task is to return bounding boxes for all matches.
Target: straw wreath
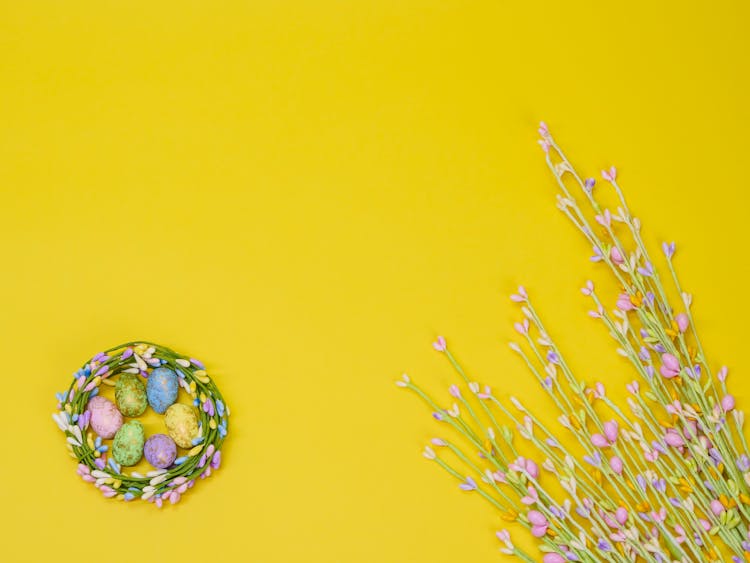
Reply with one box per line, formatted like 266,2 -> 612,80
52,341 -> 229,506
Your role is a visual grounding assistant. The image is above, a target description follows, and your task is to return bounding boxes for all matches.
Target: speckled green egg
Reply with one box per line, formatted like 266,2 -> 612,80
112,420 -> 145,466
114,373 -> 147,417
165,403 -> 199,448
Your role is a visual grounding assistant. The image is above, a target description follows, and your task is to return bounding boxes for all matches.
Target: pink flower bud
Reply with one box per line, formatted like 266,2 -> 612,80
718,366 -> 728,382
616,293 -> 634,311
683,420 -> 698,440
710,500 -> 724,515
609,456 -> 623,475
525,459 -> 539,479
610,247 -> 624,264
660,353 -> 680,378
662,353 -> 680,371
592,434 -> 610,448
722,394 -> 736,412
675,313 -> 689,333
615,507 -> 628,525
602,166 -> 617,182
543,555 -> 565,563
603,420 -> 618,443
527,510 -> 548,527
664,430 -> 684,447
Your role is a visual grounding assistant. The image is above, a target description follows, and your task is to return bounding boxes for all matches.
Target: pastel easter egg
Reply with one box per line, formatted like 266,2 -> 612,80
114,373 -> 147,417
143,434 -> 177,469
146,367 -> 179,414
112,420 -> 145,467
165,403 -> 199,448
87,396 -> 123,439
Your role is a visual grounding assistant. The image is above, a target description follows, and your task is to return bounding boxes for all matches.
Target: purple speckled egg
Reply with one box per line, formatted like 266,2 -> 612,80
87,396 -> 123,439
143,434 -> 177,469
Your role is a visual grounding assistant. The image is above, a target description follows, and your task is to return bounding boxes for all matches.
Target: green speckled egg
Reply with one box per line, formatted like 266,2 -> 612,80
165,403 -> 199,448
114,373 -> 147,417
112,420 -> 145,466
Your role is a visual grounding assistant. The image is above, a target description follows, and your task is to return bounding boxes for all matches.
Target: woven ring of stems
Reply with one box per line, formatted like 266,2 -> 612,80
52,341 -> 229,505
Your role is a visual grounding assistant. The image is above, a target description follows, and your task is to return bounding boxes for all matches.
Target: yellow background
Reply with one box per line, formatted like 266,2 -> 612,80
1,1 -> 748,561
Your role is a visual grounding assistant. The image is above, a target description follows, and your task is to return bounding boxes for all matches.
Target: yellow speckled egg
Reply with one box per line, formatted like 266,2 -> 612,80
164,403 -> 199,448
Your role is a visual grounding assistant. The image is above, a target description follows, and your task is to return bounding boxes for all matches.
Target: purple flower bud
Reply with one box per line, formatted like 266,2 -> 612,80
662,241 -> 676,259
636,475 -> 647,490
211,450 -> 222,470
459,477 -> 477,491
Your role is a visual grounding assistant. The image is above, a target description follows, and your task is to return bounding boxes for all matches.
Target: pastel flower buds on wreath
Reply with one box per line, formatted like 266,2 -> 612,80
52,342 -> 229,506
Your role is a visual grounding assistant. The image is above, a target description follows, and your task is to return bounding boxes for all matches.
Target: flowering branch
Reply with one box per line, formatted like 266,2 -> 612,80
400,124 -> 750,562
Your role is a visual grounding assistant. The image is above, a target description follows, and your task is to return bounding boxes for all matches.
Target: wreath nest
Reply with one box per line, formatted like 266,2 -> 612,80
52,341 -> 229,506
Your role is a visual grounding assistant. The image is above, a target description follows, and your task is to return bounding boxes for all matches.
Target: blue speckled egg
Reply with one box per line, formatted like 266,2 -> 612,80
146,367 -> 179,414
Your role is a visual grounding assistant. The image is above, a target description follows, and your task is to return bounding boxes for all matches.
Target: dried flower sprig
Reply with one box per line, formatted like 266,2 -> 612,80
53,342 -> 229,506
400,125 -> 750,562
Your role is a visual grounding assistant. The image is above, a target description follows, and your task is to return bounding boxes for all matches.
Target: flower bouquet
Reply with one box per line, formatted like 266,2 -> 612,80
399,124 -> 749,562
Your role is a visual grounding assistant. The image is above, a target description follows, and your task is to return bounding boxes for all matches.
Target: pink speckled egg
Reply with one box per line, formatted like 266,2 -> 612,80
87,396 -> 123,439
143,434 -> 177,469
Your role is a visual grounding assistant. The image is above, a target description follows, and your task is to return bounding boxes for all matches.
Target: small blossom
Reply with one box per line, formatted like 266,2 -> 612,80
722,394 -> 736,412
521,486 -> 539,505
637,261 -> 654,277
609,456 -> 624,475
432,336 -> 447,352
616,293 -> 635,311
718,366 -> 729,382
514,318 -> 530,335
459,476 -> 477,491
659,353 -> 680,378
662,241 -> 676,259
527,510 -> 549,537
581,280 -> 594,296
595,209 -> 612,227
395,373 -> 410,388
675,313 -> 689,333
591,420 -> 618,448
601,166 -> 617,182
496,529 -> 514,555
609,246 -> 625,265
